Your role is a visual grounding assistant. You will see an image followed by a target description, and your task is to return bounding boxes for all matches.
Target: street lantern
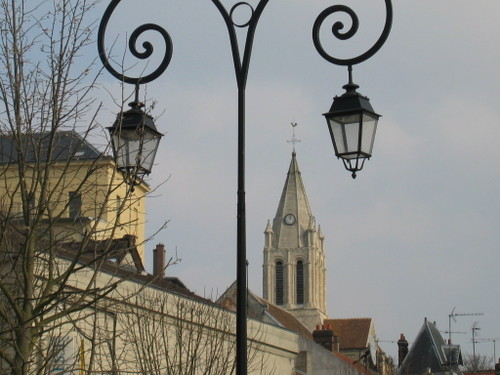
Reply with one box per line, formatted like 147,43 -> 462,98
324,81 -> 380,178
313,2 -> 392,177
98,0 -> 172,187
108,100 -> 163,186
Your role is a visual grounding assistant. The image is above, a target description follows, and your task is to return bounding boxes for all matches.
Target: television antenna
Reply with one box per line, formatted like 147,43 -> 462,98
472,322 -> 481,358
448,307 -> 483,344
477,338 -> 500,365
441,330 -> 466,335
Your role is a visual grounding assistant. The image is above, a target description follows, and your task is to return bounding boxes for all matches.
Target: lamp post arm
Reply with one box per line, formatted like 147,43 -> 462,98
97,0 -> 173,85
312,0 -> 392,67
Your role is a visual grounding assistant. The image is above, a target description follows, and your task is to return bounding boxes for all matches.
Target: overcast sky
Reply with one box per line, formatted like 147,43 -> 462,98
97,0 -> 500,362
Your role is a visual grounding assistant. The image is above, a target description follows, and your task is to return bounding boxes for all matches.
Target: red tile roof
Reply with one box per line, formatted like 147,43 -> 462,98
332,350 -> 378,375
323,318 -> 372,350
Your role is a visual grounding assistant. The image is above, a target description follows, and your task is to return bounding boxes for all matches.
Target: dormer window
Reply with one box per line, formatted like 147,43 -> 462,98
68,192 -> 82,218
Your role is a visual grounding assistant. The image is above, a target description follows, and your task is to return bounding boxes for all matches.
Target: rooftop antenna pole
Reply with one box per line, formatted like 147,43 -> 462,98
477,338 -> 500,366
448,307 -> 484,344
472,322 -> 481,359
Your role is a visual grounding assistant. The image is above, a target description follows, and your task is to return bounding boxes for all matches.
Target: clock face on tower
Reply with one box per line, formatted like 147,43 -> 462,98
284,214 -> 296,225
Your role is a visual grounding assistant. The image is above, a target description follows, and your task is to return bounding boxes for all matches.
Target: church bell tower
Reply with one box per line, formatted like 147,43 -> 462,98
263,150 -> 327,331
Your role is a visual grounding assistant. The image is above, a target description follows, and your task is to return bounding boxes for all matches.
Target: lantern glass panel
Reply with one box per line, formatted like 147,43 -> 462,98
140,129 -> 161,173
360,112 -> 378,156
328,113 -> 362,157
111,129 -> 141,171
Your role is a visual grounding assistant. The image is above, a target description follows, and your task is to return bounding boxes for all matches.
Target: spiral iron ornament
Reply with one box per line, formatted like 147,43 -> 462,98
97,0 -> 173,85
312,1 -> 392,67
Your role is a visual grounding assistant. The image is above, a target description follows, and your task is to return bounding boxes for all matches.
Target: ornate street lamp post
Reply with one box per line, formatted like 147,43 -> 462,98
97,1 -> 392,375
313,2 -> 393,178
97,0 -> 173,185
210,2 -> 269,374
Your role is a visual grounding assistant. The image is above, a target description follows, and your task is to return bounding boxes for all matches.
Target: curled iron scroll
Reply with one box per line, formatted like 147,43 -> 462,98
98,0 -> 173,85
312,1 -> 392,67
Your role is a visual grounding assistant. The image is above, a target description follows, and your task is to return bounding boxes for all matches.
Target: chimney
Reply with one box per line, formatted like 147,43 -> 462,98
153,243 -> 166,279
398,333 -> 409,367
333,334 -> 340,352
313,325 -> 338,352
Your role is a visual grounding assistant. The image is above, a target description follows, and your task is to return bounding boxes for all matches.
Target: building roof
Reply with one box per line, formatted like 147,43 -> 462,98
258,294 -> 314,341
216,282 -> 313,340
324,318 -> 373,350
332,350 -> 378,375
1,216 -> 197,301
58,236 -> 207,302
398,318 -> 463,375
0,131 -> 104,164
61,234 -> 145,273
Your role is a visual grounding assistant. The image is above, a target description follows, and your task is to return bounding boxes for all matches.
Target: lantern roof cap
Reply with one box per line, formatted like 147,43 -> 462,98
326,82 -> 380,117
109,101 -> 163,137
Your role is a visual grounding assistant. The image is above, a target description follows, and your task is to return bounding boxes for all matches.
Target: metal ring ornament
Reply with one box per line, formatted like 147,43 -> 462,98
230,2 -> 255,28
98,0 -> 173,85
312,1 -> 393,66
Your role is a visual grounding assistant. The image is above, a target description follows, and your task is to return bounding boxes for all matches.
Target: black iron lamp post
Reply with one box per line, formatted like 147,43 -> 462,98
97,1 -> 392,375
313,2 -> 392,178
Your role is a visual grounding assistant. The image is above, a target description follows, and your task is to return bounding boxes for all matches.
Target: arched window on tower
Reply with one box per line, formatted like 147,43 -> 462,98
275,260 -> 284,305
296,260 -> 304,305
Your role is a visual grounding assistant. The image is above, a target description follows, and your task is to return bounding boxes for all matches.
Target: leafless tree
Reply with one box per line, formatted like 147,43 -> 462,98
117,292 -> 275,375
461,353 -> 494,372
0,1 -> 145,374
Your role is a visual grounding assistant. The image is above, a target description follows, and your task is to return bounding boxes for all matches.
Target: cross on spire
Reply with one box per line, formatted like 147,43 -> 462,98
287,122 -> 301,153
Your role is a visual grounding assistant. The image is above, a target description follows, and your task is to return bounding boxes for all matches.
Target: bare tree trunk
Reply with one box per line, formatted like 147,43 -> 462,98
0,1 -> 147,374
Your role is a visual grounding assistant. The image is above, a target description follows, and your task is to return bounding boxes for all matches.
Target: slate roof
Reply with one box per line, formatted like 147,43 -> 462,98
216,282 -> 313,340
257,294 -> 314,341
0,131 -> 104,164
1,218 -> 198,301
324,318 -> 373,350
58,236 -> 206,302
398,318 -> 463,375
61,234 -> 145,273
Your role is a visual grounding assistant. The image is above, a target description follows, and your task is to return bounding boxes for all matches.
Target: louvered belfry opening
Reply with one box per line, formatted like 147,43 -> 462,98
296,260 -> 304,305
275,260 -> 284,305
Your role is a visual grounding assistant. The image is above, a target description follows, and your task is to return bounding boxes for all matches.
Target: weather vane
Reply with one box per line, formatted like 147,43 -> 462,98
287,122 -> 301,153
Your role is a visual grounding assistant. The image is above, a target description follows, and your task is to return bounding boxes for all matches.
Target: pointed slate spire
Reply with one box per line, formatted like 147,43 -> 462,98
272,152 -> 315,249
263,148 -> 327,329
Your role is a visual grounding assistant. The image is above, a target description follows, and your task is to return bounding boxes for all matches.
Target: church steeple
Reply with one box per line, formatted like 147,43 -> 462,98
270,152 -> 315,249
263,150 -> 327,332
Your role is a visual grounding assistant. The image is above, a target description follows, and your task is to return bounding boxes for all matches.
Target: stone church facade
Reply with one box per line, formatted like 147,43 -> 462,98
261,151 -> 392,375
263,151 -> 327,332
